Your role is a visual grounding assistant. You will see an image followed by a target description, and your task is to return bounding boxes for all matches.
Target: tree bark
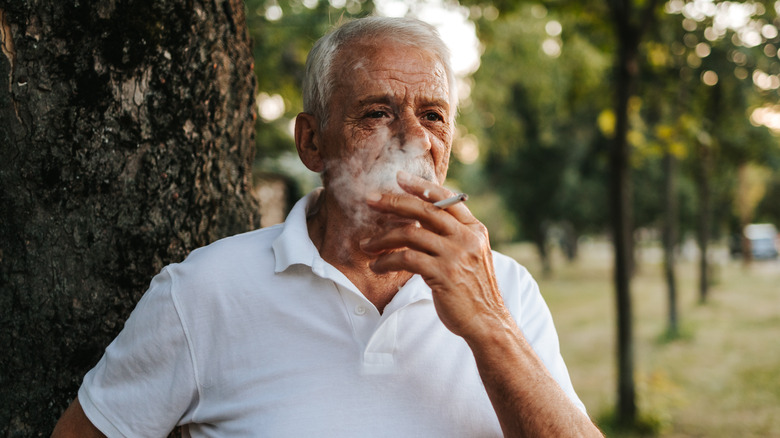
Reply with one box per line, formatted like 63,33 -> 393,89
696,85 -> 720,303
662,150 -> 679,337
607,0 -> 660,425
695,141 -> 711,303
610,30 -> 637,423
0,0 -> 260,434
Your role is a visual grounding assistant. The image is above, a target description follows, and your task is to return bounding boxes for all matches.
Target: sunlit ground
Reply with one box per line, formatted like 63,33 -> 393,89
498,239 -> 780,437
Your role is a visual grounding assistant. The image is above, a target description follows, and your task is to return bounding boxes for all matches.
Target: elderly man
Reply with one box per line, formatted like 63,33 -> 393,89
54,16 -> 601,437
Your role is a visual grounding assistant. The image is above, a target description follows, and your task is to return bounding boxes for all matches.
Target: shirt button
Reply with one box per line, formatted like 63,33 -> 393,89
354,305 -> 367,316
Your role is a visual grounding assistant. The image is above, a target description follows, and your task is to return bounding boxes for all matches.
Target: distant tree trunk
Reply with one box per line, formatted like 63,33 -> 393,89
560,221 -> 578,262
610,26 -> 638,423
695,141 -> 711,303
662,150 -> 679,337
735,163 -> 765,267
0,0 -> 260,434
533,221 -> 552,276
740,228 -> 754,265
608,0 -> 659,426
696,84 -> 721,303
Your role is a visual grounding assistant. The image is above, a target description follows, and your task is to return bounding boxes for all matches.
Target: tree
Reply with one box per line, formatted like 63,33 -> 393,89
0,0 -> 260,433
466,4 -> 611,273
665,0 -> 779,293
662,146 -> 680,335
464,0 -> 778,431
245,0 -> 373,166
605,0 -> 662,425
466,0 -> 649,423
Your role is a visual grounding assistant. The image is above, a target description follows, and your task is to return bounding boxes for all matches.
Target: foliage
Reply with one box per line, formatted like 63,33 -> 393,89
755,174 -> 780,223
461,3 -> 613,247
643,0 -> 780,237
245,0 -> 780,238
245,0 -> 375,161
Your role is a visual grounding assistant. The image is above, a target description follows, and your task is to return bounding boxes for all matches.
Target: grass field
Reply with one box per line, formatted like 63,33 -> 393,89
497,240 -> 780,437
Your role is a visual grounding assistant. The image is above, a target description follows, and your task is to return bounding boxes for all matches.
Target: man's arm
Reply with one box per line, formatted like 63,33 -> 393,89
51,397 -> 106,438
362,171 -> 602,437
463,311 -> 600,437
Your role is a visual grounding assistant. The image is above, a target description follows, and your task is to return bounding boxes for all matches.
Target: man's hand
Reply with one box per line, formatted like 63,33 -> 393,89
361,170 -> 510,341
362,170 -> 603,438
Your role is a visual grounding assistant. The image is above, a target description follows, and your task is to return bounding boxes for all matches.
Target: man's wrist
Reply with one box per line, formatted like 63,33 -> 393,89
461,307 -> 522,353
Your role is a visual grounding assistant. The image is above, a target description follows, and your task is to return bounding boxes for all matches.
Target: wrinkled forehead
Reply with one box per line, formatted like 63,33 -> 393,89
331,40 -> 451,101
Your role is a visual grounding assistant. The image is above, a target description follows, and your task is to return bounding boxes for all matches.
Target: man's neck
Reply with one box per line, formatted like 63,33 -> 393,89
306,190 -> 412,313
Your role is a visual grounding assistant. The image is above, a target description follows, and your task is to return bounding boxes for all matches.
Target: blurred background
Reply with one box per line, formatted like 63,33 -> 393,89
246,0 -> 780,436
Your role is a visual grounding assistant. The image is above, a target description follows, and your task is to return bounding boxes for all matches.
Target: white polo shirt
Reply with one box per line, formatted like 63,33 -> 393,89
79,189 -> 585,437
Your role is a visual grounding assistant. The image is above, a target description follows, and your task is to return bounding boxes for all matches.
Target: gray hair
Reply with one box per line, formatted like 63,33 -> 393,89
302,16 -> 458,128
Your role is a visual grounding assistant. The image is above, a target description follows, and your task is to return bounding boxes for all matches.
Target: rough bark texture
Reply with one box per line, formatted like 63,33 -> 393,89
0,0 -> 260,434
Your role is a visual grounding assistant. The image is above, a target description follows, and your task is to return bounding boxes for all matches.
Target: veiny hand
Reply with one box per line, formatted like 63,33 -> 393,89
363,172 -> 605,438
361,171 -> 512,340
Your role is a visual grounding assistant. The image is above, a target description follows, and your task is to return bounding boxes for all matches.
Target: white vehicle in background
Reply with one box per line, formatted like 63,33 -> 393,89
744,223 -> 779,260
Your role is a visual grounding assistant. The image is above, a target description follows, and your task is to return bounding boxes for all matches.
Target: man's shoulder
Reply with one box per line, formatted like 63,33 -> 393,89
195,224 -> 282,257
491,250 -> 531,279
171,224 -> 284,276
490,250 -> 540,312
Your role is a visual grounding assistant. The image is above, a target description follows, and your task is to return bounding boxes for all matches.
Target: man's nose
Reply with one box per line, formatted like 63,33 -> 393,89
395,111 -> 432,151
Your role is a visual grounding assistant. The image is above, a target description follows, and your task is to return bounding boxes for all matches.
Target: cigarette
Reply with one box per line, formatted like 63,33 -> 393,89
433,193 -> 468,208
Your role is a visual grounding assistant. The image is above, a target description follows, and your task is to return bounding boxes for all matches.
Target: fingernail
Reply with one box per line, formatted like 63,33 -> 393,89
359,238 -> 371,247
396,170 -> 411,183
366,192 -> 381,202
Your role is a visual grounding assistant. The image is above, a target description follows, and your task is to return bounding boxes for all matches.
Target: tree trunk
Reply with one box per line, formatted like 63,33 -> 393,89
662,150 -> 679,337
607,0 -> 655,424
610,33 -> 637,424
560,221 -> 578,262
534,221 -> 552,277
735,163 -> 767,267
0,0 -> 260,434
695,141 -> 711,303
607,0 -> 660,423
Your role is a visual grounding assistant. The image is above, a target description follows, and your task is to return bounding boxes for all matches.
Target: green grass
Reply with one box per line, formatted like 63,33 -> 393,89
497,240 -> 780,437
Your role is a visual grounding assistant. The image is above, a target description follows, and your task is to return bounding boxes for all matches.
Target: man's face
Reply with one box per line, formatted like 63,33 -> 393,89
317,40 -> 454,207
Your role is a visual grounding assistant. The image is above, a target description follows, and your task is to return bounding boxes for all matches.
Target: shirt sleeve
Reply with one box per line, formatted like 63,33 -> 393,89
492,252 -> 587,415
78,266 -> 200,437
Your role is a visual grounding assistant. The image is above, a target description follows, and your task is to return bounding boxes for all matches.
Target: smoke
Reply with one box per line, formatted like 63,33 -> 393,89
322,125 -> 436,230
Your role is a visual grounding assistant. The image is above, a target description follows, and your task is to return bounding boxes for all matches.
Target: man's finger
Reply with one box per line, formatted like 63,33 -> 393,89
369,248 -> 439,278
360,224 -> 449,256
366,191 -> 460,235
395,171 -> 475,224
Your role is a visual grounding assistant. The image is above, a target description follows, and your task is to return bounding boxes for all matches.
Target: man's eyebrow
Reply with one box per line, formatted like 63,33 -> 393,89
420,97 -> 450,109
356,94 -> 394,107
355,94 -> 451,112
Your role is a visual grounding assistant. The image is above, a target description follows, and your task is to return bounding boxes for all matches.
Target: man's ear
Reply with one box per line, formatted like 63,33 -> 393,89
294,112 -> 324,172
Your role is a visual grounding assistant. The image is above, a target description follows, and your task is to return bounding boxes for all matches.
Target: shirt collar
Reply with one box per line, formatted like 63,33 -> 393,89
272,188 -> 323,273
271,188 -> 432,305
270,188 -> 374,296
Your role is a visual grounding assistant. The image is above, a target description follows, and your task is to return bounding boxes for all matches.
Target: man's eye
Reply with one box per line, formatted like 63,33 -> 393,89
424,112 -> 444,122
366,111 -> 388,119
